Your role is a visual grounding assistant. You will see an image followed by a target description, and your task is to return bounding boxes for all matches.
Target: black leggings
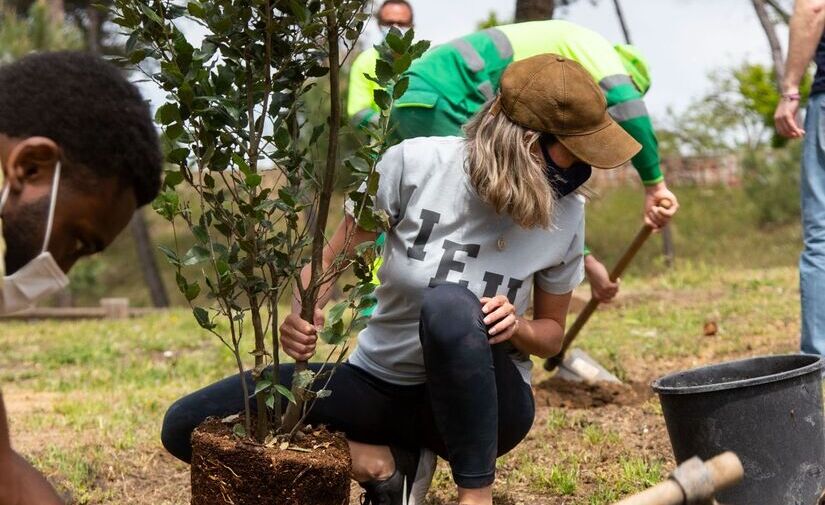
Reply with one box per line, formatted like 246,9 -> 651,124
161,284 -> 535,488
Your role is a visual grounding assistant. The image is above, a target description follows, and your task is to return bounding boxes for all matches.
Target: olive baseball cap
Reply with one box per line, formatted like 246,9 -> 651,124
496,54 -> 641,169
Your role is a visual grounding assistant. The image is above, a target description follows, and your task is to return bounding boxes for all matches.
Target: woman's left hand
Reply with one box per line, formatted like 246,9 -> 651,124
480,295 -> 519,344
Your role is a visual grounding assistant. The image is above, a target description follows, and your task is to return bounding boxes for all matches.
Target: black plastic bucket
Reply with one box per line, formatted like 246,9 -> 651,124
651,354 -> 825,505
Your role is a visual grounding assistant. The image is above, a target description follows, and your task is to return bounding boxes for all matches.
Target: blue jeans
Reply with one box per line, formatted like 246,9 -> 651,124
801,93 -> 825,354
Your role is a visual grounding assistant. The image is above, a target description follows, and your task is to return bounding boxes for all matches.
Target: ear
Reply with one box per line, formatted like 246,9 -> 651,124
4,136 -> 60,193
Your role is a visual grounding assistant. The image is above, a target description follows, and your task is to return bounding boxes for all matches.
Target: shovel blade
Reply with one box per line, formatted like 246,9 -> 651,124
554,349 -> 622,384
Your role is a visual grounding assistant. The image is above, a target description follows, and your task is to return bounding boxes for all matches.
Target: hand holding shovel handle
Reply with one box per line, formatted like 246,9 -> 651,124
612,451 -> 744,505
544,198 -> 673,372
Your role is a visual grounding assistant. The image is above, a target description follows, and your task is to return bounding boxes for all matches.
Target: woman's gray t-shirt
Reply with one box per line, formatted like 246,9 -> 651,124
346,136 -> 585,386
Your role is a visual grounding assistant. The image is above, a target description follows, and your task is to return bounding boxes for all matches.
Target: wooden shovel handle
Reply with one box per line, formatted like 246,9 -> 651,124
554,198 -> 673,360
612,452 -> 744,505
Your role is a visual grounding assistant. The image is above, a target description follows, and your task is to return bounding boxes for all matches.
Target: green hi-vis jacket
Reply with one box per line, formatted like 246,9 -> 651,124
347,20 -> 663,186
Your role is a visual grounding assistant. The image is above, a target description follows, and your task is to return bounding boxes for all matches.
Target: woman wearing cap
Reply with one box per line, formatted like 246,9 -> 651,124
160,55 -> 641,505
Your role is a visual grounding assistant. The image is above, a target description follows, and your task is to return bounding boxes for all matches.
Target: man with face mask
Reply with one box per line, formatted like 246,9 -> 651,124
0,51 -> 162,505
347,0 -> 414,128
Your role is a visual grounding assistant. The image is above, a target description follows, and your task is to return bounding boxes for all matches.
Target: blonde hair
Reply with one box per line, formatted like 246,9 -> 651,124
464,99 -> 555,229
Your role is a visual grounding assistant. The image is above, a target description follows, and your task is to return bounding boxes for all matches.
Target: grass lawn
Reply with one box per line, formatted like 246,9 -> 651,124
2,266 -> 804,504
0,185 -> 807,503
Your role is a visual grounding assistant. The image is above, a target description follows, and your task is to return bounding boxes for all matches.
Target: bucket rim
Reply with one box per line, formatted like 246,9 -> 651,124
651,353 -> 824,395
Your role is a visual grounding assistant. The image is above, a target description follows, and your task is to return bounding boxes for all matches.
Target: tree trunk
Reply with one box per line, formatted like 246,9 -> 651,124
130,210 -> 170,307
514,0 -> 555,22
282,3 -> 342,436
752,0 -> 786,88
85,4 -> 101,55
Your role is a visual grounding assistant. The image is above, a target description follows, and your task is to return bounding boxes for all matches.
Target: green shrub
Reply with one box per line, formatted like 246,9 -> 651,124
742,144 -> 801,227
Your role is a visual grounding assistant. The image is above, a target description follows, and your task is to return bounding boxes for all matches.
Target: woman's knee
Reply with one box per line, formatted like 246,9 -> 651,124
496,399 -> 535,456
420,283 -> 486,348
160,398 -> 196,463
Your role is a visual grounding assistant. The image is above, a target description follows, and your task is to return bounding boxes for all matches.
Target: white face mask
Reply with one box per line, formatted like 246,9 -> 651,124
0,161 -> 70,314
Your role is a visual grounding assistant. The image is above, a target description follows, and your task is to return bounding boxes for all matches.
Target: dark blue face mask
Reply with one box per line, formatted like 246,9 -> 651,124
539,136 -> 592,197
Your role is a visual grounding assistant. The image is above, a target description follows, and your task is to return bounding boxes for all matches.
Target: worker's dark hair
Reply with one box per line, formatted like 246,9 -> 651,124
378,0 -> 414,24
0,51 -> 162,207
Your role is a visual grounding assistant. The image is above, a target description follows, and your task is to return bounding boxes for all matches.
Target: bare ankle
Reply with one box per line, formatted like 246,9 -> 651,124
457,485 -> 493,505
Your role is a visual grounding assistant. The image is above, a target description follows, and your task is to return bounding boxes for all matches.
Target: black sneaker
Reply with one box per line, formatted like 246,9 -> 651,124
359,445 -> 420,505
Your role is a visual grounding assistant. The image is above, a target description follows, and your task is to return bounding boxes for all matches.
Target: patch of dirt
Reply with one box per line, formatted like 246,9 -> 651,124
191,418 -> 351,505
533,377 -> 653,409
2,389 -> 59,416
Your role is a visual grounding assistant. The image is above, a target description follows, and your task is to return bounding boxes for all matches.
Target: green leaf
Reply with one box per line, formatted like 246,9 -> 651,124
254,379 -> 272,395
319,319 -> 347,345
165,122 -> 184,141
410,40 -> 431,59
393,77 -> 409,100
385,32 -> 406,54
182,245 -> 210,266
273,127 -> 290,150
157,244 -> 181,266
375,60 -> 394,83
192,224 -> 209,244
193,307 -> 215,329
374,89 -> 392,110
245,173 -> 262,188
288,0 -> 309,23
274,384 -> 296,405
157,104 -> 179,125
187,1 -> 206,18
265,394 -> 275,409
393,53 -> 412,75
137,2 -> 163,25
167,147 -> 189,165
306,65 -> 329,78
184,281 -> 200,301
163,170 -> 184,188
327,301 -> 347,326
232,422 -> 246,438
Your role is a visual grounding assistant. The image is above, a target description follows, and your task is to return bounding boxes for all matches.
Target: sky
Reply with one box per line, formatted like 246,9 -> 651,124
141,0 -> 787,122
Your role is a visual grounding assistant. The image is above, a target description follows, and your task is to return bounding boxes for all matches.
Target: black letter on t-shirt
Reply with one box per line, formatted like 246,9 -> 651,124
506,278 -> 524,304
407,209 -> 441,261
428,240 -> 481,287
481,271 -> 504,298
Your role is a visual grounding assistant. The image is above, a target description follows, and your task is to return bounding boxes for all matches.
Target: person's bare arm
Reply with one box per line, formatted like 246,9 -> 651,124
292,214 -> 379,313
775,0 -> 825,137
0,392 -> 63,505
281,215 -> 379,361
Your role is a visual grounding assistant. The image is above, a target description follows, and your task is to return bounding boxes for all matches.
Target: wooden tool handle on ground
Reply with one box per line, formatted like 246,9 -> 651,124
613,452 -> 744,505
556,198 -> 673,358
